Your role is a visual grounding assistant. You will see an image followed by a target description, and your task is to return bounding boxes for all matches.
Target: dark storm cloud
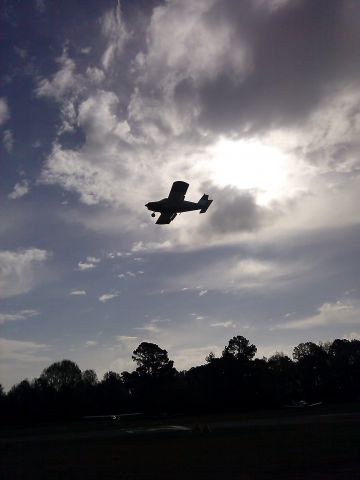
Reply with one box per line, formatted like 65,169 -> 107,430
201,184 -> 275,234
176,0 -> 360,135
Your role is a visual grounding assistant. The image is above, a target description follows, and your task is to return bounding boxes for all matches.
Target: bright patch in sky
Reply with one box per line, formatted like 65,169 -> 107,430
209,138 -> 288,204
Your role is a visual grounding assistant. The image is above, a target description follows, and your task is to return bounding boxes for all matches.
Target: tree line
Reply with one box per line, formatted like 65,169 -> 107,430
1,336 -> 359,424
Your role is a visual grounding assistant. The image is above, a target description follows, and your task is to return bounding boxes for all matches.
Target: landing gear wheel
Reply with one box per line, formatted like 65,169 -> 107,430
151,212 -> 156,217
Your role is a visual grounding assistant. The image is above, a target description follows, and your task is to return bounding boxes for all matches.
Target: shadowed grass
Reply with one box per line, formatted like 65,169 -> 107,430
2,408 -> 360,479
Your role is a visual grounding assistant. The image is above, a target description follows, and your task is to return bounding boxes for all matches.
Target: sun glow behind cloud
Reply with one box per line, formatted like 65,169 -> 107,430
209,138 -> 289,205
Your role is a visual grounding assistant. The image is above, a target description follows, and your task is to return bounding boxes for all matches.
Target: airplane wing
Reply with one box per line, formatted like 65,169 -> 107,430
156,212 -> 177,224
168,181 -> 189,203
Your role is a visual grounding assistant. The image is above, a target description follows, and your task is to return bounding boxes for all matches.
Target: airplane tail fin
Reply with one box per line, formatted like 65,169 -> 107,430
198,194 -> 213,213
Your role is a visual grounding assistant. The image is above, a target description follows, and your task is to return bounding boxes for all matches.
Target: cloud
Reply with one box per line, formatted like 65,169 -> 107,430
131,240 -> 173,252
343,332 -> 360,341
35,49 -> 79,101
201,184 -> 277,237
193,0 -> 360,135
35,48 -> 90,133
8,180 -> 30,199
0,248 -> 49,298
0,97 -> 10,125
168,254 -> 313,294
85,340 -> 98,347
81,46 -> 92,55
70,290 -> 87,296
86,66 -> 105,85
77,261 -> 96,271
0,309 -> 39,325
142,0 -> 248,84
210,321 -> 235,328
3,129 -> 13,152
0,337 -> 51,363
99,292 -> 120,303
198,289 -> 208,296
101,0 -> 128,71
116,335 -> 138,342
86,256 -> 101,263
274,299 -> 360,330
134,322 -> 163,333
34,0 -> 46,13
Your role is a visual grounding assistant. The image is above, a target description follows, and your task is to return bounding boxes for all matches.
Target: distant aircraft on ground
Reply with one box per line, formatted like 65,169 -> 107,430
84,413 -> 142,421
145,181 -> 213,224
284,400 -> 323,408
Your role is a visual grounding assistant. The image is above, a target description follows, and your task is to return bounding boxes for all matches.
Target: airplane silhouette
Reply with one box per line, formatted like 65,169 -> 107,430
145,181 -> 213,224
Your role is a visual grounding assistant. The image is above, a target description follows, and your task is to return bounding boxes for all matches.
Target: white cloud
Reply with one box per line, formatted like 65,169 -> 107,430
131,240 -> 173,252
0,248 -> 49,298
274,299 -> 360,330
81,46 -> 92,54
70,290 -> 87,296
343,332 -> 360,340
77,261 -> 96,271
3,129 -> 13,152
86,256 -> 101,263
101,0 -> 128,70
85,340 -> 98,347
0,309 -> 39,325
134,322 -> 162,333
198,289 -> 208,296
86,66 -> 105,85
35,49 -> 78,101
0,97 -> 10,125
116,335 -> 138,342
41,137 -> 128,207
168,256 -> 314,294
210,321 -> 235,328
8,180 -> 30,199
99,292 -> 120,303
0,337 -> 51,363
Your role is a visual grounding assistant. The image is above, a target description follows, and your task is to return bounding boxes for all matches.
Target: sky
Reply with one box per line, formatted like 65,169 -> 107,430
1,0 -> 360,391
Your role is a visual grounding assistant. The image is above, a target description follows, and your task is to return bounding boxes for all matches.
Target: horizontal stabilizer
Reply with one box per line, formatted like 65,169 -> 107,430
200,199 -> 213,213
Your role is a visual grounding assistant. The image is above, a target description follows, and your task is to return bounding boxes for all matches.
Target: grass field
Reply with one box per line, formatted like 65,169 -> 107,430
2,406 -> 360,479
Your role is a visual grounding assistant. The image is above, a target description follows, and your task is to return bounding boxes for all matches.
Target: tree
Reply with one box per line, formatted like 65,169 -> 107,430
222,336 -> 257,361
102,371 -> 122,384
205,351 -> 216,363
328,339 -> 360,400
267,352 -> 297,404
132,342 -> 176,377
40,360 -> 82,391
293,342 -> 325,362
82,369 -> 98,386
292,342 -> 330,400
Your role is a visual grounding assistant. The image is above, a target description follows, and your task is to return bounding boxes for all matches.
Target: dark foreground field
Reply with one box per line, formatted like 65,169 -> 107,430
2,407 -> 360,479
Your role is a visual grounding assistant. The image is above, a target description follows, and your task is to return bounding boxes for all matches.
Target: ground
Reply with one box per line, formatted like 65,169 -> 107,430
1,405 -> 360,479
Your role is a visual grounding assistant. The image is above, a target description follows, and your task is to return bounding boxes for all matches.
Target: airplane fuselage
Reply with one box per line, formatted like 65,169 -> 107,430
145,199 -> 202,213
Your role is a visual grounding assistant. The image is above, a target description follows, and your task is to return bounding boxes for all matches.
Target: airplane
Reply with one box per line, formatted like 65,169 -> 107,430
145,181 -> 213,224
284,400 -> 323,408
84,412 -> 143,421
